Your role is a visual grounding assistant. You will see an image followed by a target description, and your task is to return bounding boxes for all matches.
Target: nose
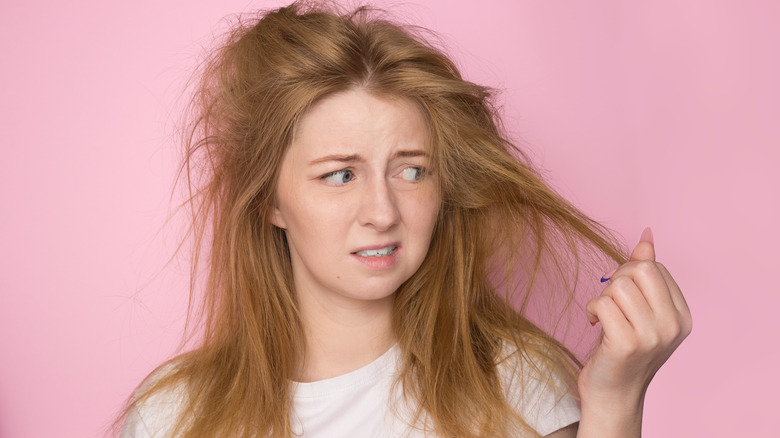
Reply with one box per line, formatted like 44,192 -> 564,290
359,176 -> 400,231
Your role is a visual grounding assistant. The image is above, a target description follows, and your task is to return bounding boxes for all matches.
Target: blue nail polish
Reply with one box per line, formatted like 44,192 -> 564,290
600,276 -> 611,283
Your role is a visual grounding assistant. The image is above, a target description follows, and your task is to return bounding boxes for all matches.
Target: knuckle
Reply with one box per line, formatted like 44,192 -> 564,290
610,284 -> 631,304
640,330 -> 662,349
592,296 -> 613,313
682,315 -> 694,336
619,337 -> 641,357
610,275 -> 632,290
585,297 -> 602,314
662,319 -> 682,340
636,260 -> 658,276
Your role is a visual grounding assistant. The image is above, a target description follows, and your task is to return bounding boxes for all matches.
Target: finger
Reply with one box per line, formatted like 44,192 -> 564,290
629,226 -> 656,262
656,263 -> 692,322
586,295 -> 633,342
601,275 -> 656,330
610,260 -> 677,316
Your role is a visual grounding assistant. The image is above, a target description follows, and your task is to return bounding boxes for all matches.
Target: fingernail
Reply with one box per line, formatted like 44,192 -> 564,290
600,268 -> 616,283
590,321 -> 597,326
640,226 -> 654,245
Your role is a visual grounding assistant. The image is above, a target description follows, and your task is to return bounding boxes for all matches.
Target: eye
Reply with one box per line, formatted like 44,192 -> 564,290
399,166 -> 426,182
321,169 -> 355,185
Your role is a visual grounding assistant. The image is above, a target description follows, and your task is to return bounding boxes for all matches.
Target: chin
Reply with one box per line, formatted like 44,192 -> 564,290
339,279 -> 404,302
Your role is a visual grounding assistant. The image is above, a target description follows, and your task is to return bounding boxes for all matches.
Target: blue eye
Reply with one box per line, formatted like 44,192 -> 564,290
322,169 -> 355,185
399,167 -> 425,182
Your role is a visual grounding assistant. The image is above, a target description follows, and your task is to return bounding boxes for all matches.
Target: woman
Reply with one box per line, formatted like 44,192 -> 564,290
120,2 -> 691,437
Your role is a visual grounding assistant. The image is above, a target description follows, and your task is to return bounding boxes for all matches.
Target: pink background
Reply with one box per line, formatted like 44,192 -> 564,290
1,1 -> 777,436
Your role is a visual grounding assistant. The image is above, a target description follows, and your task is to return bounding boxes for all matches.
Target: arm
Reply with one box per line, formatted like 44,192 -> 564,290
576,228 -> 692,437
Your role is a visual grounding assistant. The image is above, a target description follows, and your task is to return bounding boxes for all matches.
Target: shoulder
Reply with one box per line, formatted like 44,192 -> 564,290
497,341 -> 581,436
120,363 -> 189,438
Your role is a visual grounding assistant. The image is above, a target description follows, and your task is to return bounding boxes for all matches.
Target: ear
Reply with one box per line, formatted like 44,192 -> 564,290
270,204 -> 287,229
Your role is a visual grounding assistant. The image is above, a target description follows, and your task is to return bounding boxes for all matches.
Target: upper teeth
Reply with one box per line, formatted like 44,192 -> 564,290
356,246 -> 397,257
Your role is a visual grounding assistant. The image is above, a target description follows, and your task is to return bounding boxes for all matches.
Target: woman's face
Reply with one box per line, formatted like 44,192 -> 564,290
272,88 -> 440,309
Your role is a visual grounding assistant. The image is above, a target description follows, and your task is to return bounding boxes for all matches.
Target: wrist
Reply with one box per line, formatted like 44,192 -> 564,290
576,386 -> 646,438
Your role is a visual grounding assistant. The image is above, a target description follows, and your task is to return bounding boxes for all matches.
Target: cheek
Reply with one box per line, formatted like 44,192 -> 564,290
284,193 -> 351,244
277,181 -> 315,227
406,188 -> 441,238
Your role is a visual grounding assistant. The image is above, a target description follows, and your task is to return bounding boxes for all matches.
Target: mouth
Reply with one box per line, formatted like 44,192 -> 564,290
353,245 -> 398,257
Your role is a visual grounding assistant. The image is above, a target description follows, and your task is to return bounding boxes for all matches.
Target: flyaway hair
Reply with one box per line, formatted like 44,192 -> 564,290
119,2 -> 627,437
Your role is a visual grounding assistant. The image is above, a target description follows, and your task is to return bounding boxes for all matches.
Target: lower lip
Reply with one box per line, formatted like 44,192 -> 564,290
351,248 -> 399,270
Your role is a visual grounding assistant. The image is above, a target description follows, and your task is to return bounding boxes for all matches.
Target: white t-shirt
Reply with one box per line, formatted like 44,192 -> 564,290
121,345 -> 580,437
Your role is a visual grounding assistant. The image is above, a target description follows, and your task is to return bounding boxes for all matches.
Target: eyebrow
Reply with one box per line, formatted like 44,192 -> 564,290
308,150 -> 428,166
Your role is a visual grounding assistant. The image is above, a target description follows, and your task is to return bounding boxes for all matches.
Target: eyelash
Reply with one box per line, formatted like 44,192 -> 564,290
321,169 -> 355,185
319,166 -> 428,185
399,166 -> 427,182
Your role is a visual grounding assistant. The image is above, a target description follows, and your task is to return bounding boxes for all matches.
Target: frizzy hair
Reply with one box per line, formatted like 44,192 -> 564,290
121,2 -> 627,437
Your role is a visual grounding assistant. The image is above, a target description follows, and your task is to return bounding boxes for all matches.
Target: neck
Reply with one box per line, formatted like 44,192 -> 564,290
295,292 -> 395,382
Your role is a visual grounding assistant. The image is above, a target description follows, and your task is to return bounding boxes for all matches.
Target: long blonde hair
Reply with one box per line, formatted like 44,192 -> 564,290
123,2 -> 626,436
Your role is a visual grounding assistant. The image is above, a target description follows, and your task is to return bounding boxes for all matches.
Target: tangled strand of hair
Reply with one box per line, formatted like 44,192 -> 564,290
119,2 -> 627,437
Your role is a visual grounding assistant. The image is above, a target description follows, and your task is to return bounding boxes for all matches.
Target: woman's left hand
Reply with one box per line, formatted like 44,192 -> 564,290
577,228 -> 692,436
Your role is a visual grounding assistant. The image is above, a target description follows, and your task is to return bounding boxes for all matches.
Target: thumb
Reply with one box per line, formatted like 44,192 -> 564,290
629,226 -> 656,262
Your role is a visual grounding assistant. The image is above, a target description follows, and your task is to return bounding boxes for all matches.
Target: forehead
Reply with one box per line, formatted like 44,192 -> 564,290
289,89 -> 429,158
